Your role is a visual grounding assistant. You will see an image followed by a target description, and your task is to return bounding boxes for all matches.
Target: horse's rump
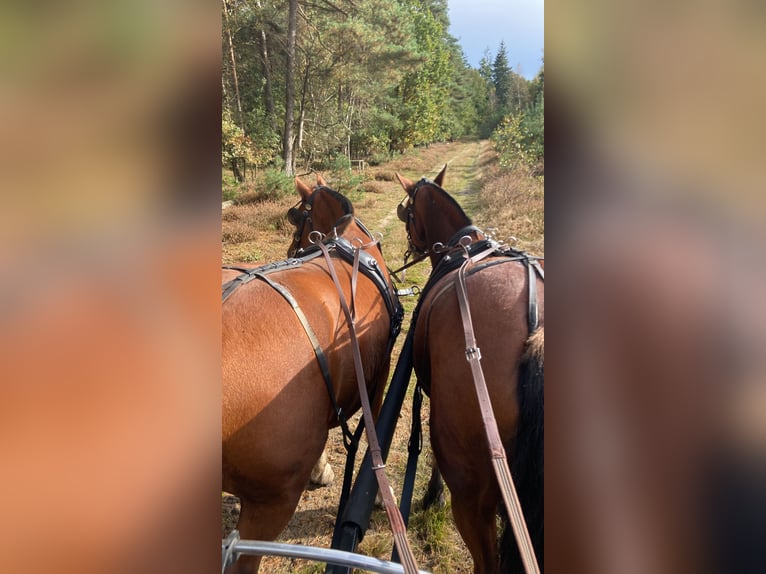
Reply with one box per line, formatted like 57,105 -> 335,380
414,258 -> 540,401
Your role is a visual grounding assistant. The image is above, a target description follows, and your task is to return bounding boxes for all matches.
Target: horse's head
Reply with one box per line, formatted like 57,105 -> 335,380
286,174 -> 356,257
395,165 -> 475,266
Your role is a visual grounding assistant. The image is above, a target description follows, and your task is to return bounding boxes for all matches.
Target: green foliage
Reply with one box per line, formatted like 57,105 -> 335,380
410,502 -> 452,554
493,41 -> 511,110
389,0 -> 456,149
222,184 -> 238,202
326,153 -> 365,194
258,169 -> 294,201
222,108 -> 252,166
222,0 -> 536,169
222,107 -> 276,180
492,95 -> 544,170
232,169 -> 293,204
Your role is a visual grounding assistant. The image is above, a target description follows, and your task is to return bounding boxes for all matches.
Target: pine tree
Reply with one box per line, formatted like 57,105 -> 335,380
492,41 -> 511,111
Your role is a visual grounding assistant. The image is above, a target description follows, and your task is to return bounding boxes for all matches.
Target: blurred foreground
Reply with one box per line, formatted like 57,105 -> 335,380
548,0 -> 766,572
0,3 -> 221,573
0,1 -> 764,573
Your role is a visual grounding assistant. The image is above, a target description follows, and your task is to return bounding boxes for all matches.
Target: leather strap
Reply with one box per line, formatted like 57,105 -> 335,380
238,272 -> 356,447
397,382 -> 423,528
388,252 -> 429,284
454,245 -> 541,574
526,258 -> 544,333
313,239 -> 419,574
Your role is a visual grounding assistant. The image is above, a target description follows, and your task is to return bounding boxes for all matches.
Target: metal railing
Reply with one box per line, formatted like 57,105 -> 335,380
222,531 -> 431,574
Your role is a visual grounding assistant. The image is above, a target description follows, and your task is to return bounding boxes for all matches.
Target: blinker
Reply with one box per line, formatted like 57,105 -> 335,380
287,207 -> 302,225
397,201 -> 408,223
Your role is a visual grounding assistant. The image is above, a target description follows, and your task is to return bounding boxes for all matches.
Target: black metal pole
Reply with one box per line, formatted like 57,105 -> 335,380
327,329 -> 415,574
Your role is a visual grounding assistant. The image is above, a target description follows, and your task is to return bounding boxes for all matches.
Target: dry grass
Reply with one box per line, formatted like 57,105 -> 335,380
222,220 -> 258,244
222,139 -> 543,573
474,148 -> 545,255
359,181 -> 386,194
372,171 -> 397,182
222,199 -> 297,265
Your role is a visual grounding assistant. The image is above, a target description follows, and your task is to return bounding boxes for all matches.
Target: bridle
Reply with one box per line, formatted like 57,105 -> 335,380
288,185 -> 381,257
394,178 -> 482,277
286,188 -> 320,257
397,178 -> 431,263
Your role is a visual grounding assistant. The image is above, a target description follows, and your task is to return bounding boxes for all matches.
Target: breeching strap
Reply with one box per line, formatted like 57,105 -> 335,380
314,239 -> 420,574
454,244 -> 541,574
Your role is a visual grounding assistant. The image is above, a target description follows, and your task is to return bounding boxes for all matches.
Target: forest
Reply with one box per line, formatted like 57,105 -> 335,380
221,0 -> 543,181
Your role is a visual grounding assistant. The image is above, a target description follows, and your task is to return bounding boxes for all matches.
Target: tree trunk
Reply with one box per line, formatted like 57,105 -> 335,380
296,60 -> 310,151
230,158 -> 243,183
222,0 -> 244,131
282,0 -> 298,176
255,0 -> 276,132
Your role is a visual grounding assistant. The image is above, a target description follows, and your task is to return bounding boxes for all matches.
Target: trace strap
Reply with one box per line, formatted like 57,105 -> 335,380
313,239 -> 420,574
454,244 -> 541,574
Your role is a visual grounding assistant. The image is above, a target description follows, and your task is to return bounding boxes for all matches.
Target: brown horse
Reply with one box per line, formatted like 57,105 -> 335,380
396,166 -> 544,574
222,178 -> 401,573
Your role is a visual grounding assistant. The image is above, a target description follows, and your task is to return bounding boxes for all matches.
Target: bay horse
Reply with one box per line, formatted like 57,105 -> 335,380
395,166 -> 544,573
222,177 -> 401,573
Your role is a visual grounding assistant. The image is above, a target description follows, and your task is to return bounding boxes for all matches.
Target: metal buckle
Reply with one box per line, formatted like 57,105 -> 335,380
465,346 -> 482,361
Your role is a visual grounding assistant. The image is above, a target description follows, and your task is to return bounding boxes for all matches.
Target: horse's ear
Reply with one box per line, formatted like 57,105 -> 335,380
395,172 -> 415,196
316,173 -> 327,186
434,164 -> 447,187
295,177 -> 313,202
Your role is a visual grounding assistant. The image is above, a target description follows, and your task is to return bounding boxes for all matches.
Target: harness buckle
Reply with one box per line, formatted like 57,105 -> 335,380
465,346 -> 482,361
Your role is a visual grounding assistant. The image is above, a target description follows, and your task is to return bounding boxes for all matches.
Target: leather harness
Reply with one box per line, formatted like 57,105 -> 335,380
408,233 -> 544,395
222,235 -> 403,447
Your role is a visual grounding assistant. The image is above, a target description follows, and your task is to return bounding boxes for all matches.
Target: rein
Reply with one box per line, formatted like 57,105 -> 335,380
388,252 -> 428,284
453,240 -> 541,574
311,232 -> 420,574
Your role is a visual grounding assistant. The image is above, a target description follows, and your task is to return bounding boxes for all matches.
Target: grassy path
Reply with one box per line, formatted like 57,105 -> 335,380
223,140 -> 513,574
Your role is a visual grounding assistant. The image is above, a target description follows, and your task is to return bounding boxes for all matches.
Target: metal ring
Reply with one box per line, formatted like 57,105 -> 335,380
308,230 -> 325,244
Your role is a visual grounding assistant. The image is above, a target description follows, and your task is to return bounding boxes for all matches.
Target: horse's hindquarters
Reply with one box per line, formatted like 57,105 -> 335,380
415,262 -> 543,572
221,263 -> 395,556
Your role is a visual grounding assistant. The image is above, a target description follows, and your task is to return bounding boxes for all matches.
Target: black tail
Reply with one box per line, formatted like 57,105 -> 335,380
501,327 -> 544,573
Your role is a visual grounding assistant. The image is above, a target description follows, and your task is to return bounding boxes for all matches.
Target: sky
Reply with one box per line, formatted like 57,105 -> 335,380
447,0 -> 544,80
